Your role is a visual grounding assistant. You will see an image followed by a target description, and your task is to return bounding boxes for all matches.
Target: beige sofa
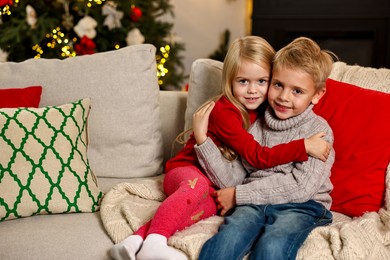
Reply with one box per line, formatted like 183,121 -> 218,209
0,44 -> 187,260
0,44 -> 389,260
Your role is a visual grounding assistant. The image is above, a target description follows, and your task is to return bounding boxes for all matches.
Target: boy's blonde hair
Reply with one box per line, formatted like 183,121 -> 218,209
273,37 -> 337,91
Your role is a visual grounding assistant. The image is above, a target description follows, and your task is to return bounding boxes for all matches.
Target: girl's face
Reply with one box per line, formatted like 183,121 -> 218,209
232,60 -> 270,111
268,67 -> 325,120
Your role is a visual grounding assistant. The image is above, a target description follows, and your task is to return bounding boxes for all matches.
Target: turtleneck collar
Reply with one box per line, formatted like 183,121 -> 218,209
265,104 -> 315,131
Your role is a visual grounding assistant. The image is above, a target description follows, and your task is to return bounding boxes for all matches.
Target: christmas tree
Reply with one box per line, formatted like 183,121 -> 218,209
0,0 -> 185,90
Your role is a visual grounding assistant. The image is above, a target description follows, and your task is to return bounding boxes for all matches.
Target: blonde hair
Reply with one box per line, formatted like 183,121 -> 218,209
273,37 -> 337,91
222,35 -> 275,130
176,36 -> 275,161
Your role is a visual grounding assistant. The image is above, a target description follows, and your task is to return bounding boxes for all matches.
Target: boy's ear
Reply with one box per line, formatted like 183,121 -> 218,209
311,87 -> 326,105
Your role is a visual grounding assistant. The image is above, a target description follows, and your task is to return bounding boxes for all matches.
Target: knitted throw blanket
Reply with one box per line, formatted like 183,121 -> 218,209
100,173 -> 390,260
100,175 -> 223,260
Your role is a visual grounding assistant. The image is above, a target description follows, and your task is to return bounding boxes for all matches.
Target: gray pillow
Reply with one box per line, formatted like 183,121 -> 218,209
184,58 -> 223,131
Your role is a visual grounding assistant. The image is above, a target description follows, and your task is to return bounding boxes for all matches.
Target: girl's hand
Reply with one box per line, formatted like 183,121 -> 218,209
213,187 -> 236,216
193,101 -> 215,145
304,132 -> 331,162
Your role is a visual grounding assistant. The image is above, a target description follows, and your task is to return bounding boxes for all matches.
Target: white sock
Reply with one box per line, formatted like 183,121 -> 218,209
110,235 -> 143,260
137,233 -> 187,260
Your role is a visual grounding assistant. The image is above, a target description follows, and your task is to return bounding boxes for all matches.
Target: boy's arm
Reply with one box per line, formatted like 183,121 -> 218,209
235,125 -> 335,206
195,137 -> 246,188
195,134 -> 335,205
235,148 -> 335,206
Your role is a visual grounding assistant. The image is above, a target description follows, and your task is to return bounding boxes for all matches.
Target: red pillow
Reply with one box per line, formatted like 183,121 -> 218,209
314,78 -> 390,217
0,86 -> 42,108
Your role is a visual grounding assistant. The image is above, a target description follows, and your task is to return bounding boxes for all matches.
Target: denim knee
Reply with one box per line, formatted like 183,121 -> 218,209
200,205 -> 266,260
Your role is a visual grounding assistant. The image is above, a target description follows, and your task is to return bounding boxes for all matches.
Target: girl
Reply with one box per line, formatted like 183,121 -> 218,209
111,36 -> 329,260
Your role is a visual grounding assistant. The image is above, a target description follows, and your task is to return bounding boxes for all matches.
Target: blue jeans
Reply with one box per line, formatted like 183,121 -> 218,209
199,200 -> 332,260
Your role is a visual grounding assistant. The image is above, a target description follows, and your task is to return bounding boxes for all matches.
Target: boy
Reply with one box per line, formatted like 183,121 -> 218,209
193,37 -> 336,260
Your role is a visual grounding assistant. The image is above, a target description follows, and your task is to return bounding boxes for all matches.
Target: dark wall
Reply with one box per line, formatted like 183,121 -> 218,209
251,0 -> 390,68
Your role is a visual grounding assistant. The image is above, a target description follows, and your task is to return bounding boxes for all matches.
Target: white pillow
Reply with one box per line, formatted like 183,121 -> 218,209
0,98 -> 102,222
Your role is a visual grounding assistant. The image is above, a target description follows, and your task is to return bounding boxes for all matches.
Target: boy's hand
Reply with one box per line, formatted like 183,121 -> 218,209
213,187 -> 236,216
193,101 -> 215,145
304,132 -> 331,162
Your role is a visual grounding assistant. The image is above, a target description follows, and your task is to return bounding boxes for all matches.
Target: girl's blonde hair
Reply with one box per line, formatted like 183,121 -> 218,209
222,35 -> 275,130
177,36 -> 275,160
273,37 -> 337,91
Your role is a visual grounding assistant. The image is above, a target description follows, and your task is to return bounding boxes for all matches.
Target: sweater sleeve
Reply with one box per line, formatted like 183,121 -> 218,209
195,137 -> 246,188
235,123 -> 335,206
236,148 -> 335,206
210,103 -> 308,170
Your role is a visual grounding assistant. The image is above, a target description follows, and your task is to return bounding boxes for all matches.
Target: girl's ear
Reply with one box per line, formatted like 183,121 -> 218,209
311,87 -> 326,105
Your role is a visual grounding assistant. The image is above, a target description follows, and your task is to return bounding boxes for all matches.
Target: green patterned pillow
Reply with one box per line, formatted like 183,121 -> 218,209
0,98 -> 102,222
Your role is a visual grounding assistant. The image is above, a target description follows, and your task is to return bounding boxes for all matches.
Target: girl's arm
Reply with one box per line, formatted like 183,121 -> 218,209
194,100 -> 330,169
193,101 -> 246,189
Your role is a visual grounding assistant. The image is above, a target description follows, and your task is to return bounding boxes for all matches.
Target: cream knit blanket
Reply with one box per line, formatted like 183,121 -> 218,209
100,170 -> 390,260
100,175 -> 222,260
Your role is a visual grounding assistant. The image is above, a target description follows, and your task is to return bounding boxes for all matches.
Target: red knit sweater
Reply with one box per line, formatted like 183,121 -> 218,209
165,96 -> 307,173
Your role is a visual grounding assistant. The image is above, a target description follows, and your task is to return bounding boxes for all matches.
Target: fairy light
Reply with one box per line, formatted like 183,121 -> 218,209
0,0 -> 19,17
86,0 -> 106,8
46,27 -> 71,48
61,45 -> 76,58
1,5 -> 11,16
32,44 -> 43,59
157,45 -> 170,86
34,27 -> 75,58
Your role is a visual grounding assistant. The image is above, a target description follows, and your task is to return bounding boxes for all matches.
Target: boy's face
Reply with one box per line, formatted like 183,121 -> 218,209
232,60 -> 270,111
268,67 -> 325,120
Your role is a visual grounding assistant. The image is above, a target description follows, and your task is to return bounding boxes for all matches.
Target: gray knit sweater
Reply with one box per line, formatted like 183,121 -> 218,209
195,105 -> 335,209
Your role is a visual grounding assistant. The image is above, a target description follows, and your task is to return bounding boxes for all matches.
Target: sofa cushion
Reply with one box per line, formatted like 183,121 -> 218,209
184,58 -> 223,131
314,78 -> 390,217
0,44 -> 163,179
0,86 -> 42,108
0,98 -> 102,222
0,212 -> 113,260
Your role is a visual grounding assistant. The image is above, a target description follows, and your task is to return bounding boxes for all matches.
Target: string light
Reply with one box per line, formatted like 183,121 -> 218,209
85,0 -> 106,8
32,44 -> 43,59
61,45 -> 76,58
1,5 -> 11,17
157,45 -> 170,86
72,0 -> 106,12
0,0 -> 18,17
46,27 -> 66,48
33,27 -> 76,58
